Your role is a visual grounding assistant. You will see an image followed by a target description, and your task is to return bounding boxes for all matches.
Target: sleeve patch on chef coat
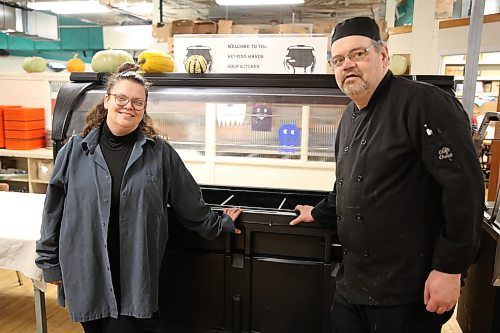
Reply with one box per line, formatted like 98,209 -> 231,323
438,146 -> 453,161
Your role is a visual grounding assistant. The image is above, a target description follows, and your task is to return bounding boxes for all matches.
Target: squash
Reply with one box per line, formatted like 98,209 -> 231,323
184,55 -> 208,74
138,50 -> 174,73
22,57 -> 46,73
67,53 -> 85,72
389,54 -> 408,75
91,49 -> 134,73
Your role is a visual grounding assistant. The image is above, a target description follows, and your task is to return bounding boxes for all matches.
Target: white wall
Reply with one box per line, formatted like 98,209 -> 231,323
387,15 -> 500,74
103,25 -> 169,52
437,21 -> 500,56
0,55 -> 92,73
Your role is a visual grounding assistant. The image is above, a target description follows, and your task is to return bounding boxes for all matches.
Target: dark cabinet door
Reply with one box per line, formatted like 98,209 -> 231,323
250,257 -> 325,333
159,250 -> 226,329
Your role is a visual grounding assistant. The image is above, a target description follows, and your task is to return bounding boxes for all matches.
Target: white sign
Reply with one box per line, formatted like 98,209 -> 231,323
174,34 -> 328,74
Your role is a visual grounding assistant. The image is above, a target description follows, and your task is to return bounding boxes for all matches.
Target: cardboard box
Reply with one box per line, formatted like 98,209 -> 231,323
377,20 -> 388,41
435,0 -> 454,19
276,23 -> 312,34
313,21 -> 336,34
232,25 -> 259,34
171,19 -> 194,36
193,21 -> 217,34
218,20 -> 233,34
259,25 -> 280,34
152,23 -> 172,43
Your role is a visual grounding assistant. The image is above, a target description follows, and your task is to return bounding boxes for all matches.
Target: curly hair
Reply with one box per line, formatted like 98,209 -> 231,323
82,62 -> 158,138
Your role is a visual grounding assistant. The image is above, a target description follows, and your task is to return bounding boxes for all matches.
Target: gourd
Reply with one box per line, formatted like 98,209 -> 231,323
91,49 -> 134,73
184,55 -> 208,74
67,54 -> 85,72
22,57 -> 46,73
389,54 -> 408,75
138,50 -> 174,73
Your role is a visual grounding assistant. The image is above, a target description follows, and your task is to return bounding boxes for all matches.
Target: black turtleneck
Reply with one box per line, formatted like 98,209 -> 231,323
99,122 -> 138,306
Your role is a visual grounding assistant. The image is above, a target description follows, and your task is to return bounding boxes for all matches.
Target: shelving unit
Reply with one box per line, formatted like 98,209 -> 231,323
441,52 -> 500,102
0,148 -> 53,193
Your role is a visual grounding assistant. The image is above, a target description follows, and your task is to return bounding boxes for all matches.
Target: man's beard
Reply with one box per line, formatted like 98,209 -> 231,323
341,75 -> 369,97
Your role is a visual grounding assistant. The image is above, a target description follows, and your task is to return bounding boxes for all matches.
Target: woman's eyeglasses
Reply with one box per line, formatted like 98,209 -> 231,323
329,43 -> 377,69
108,93 -> 146,111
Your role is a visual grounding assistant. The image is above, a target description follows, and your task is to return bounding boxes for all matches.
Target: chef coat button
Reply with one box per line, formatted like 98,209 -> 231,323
338,179 -> 344,186
364,250 -> 370,257
351,113 -> 357,120
110,288 -> 113,292
104,244 -> 107,249
107,266 -> 110,271
356,214 -> 363,221
105,175 -> 110,180
343,249 -> 348,255
336,213 -> 342,221
102,222 -> 105,226
104,198 -> 109,202
361,139 -> 367,146
357,175 -> 363,182
344,146 -> 349,152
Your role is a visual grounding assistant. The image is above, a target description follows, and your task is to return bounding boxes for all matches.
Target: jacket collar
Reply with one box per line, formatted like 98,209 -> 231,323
357,70 -> 393,112
81,126 -> 155,155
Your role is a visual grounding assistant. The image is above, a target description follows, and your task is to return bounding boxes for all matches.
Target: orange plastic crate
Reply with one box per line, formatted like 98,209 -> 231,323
5,128 -> 46,140
4,120 -> 45,131
5,137 -> 45,150
4,107 -> 44,121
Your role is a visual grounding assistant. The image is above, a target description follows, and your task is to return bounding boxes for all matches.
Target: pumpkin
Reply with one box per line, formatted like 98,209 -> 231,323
67,53 -> 85,72
138,50 -> 174,73
22,57 -> 46,73
184,55 -> 208,74
91,49 -> 134,73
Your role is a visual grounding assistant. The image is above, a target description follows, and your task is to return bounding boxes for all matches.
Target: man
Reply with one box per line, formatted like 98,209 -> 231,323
290,17 -> 484,333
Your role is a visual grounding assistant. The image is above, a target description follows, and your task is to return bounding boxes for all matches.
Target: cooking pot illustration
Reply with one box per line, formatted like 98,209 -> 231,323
185,45 -> 213,72
283,45 -> 316,74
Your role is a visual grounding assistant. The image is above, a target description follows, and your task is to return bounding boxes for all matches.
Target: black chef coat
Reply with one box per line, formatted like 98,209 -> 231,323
312,71 -> 484,306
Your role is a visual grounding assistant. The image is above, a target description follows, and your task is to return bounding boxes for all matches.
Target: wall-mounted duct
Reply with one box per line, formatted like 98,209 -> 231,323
0,3 -> 16,31
1,3 -> 59,41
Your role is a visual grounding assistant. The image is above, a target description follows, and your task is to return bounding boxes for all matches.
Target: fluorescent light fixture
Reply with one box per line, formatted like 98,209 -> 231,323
27,1 -> 111,15
216,0 -> 304,5
113,2 -> 152,16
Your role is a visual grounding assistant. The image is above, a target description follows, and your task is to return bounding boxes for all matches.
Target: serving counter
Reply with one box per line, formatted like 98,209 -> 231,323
52,72 -> 456,332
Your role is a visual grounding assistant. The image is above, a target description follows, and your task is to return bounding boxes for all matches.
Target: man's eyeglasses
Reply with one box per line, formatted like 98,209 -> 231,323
108,93 -> 146,111
329,43 -> 377,69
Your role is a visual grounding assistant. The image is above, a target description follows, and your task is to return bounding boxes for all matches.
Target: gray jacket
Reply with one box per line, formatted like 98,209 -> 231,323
35,127 -> 235,322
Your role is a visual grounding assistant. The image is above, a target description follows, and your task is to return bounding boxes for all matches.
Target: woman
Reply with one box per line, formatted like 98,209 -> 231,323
35,63 -> 241,333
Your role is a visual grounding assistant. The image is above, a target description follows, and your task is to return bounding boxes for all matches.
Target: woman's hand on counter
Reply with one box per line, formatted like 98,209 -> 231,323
223,207 -> 242,234
289,205 -> 315,225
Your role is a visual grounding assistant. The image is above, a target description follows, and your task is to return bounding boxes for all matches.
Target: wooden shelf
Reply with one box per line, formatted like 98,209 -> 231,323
439,13 -> 500,29
0,149 -> 53,193
30,178 -> 50,184
388,25 -> 412,35
0,176 -> 29,183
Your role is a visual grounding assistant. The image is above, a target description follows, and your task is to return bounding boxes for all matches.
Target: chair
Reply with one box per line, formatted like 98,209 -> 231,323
0,183 -> 24,286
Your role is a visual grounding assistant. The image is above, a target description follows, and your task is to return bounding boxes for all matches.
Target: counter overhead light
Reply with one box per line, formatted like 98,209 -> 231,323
27,0 -> 111,14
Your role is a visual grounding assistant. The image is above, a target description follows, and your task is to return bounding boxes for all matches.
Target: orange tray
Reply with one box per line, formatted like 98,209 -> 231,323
4,107 -> 45,121
4,120 -> 45,131
5,129 -> 46,140
5,137 -> 45,150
